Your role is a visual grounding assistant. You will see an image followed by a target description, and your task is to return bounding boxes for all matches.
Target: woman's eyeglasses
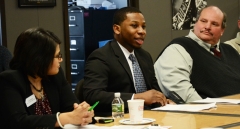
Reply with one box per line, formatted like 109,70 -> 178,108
55,53 -> 62,60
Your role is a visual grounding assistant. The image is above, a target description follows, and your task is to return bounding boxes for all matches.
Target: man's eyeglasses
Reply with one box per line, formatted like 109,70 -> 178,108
55,53 -> 62,60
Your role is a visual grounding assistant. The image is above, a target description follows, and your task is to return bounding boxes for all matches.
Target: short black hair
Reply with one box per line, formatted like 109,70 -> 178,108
113,7 -> 142,25
9,27 -> 61,79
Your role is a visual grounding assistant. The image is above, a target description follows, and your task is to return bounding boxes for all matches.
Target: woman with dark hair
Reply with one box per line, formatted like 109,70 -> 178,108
0,27 -> 94,129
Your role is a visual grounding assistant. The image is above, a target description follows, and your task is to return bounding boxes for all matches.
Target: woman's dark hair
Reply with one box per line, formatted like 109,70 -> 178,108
9,27 -> 61,79
113,7 -> 142,26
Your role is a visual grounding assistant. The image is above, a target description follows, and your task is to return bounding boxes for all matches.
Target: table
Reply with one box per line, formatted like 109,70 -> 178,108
207,94 -> 240,115
96,110 -> 240,129
160,94 -> 240,116
95,94 -> 240,129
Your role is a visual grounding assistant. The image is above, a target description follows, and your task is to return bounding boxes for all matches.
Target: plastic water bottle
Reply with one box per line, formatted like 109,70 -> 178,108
112,92 -> 124,119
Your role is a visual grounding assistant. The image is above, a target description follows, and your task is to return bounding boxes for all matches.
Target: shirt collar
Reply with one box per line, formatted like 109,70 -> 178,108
187,29 -> 221,51
117,41 -> 134,59
237,32 -> 240,38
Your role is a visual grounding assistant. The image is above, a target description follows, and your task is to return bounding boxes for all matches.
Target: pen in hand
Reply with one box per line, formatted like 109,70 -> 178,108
88,101 -> 99,111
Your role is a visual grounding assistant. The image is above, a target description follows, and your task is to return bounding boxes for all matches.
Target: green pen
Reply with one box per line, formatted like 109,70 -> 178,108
88,101 -> 99,111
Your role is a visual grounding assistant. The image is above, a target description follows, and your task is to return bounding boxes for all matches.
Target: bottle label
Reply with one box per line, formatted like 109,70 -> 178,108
112,104 -> 124,112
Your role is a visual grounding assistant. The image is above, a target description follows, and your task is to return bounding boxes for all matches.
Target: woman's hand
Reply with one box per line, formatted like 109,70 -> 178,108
80,110 -> 94,126
56,102 -> 95,127
71,101 -> 94,126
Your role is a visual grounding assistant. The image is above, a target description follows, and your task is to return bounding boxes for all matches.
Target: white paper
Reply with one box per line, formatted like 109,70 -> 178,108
63,124 -> 171,129
64,124 -> 107,129
151,103 -> 216,112
200,128 -> 223,129
70,40 -> 77,45
191,98 -> 240,104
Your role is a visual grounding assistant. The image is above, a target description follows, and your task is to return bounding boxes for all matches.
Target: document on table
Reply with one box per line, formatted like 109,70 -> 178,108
151,103 -> 216,112
64,124 -> 145,129
63,124 -> 171,129
191,98 -> 240,104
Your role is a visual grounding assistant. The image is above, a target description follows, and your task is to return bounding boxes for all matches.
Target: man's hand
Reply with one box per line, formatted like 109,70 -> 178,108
167,99 -> 176,105
134,89 -> 167,106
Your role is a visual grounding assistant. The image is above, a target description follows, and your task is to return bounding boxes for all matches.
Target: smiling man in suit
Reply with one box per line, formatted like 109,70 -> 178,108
154,6 -> 240,103
83,7 -> 173,116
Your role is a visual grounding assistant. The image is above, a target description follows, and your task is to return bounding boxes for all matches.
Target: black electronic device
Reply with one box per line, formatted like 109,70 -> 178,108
168,91 -> 185,104
96,118 -> 114,124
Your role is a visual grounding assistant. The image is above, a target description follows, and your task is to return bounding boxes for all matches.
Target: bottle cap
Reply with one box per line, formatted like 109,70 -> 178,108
114,92 -> 120,97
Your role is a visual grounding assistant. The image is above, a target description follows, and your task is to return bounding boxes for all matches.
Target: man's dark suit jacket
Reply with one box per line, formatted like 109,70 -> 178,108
83,39 -> 161,116
0,68 -> 78,129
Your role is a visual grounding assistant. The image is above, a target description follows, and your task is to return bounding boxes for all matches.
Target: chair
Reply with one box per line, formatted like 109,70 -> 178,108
74,79 -> 84,103
0,46 -> 12,73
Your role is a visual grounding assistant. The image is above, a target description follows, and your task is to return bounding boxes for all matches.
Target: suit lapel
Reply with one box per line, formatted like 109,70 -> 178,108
13,73 -> 35,114
110,40 -> 134,83
25,80 -> 35,114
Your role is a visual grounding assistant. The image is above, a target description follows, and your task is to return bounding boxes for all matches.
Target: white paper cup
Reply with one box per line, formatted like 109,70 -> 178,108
63,124 -> 79,129
127,99 -> 144,123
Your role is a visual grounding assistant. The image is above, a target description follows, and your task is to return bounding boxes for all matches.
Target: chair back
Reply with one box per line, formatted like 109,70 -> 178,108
0,46 -> 12,73
74,79 -> 84,103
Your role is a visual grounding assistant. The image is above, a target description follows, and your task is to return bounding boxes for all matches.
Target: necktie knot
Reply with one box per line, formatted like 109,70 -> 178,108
129,54 -> 136,63
210,45 -> 221,57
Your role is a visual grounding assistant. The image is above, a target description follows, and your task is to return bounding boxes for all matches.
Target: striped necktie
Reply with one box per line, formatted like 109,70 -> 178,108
129,54 -> 147,93
210,45 -> 221,57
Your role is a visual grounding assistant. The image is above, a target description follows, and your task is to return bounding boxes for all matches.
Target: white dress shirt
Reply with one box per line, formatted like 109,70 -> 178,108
154,30 -> 221,102
224,32 -> 240,54
117,42 -> 137,98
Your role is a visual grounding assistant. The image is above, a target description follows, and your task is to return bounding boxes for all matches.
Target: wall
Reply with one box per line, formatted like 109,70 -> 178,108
4,0 -> 66,72
139,0 -> 240,60
3,0 -> 240,74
